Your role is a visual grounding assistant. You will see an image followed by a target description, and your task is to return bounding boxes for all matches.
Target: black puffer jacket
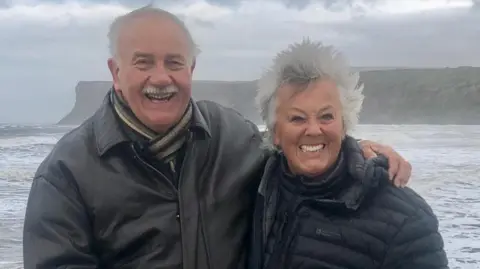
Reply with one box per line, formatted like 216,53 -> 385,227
23,94 -> 267,269
249,136 -> 449,269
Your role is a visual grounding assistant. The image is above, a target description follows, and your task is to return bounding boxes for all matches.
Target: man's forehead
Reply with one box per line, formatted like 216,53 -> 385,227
120,14 -> 184,37
117,15 -> 190,55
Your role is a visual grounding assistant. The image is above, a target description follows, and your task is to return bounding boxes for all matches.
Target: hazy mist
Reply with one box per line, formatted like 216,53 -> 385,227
0,0 -> 479,123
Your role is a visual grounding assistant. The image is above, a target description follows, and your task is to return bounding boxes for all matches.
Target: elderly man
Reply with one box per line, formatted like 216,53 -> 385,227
23,6 -> 412,269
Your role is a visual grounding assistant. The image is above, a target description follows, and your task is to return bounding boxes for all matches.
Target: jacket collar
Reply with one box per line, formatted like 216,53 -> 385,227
93,89 -> 211,156
258,136 -> 390,211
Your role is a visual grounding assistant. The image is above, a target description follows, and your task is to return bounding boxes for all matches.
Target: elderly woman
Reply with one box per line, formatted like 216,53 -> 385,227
249,40 -> 449,269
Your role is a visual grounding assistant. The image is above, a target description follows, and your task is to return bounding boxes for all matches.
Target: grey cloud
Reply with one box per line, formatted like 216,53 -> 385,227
199,0 -> 390,11
190,0 -> 370,10
315,9 -> 480,67
0,2 -> 478,123
176,15 -> 216,29
4,0 -> 474,13
192,19 -> 215,28
0,0 -> 179,8
0,6 -> 215,123
0,0 -> 405,11
279,0 -> 313,10
0,20 -> 111,123
194,7 -> 479,67
278,0 -> 380,10
473,0 -> 480,10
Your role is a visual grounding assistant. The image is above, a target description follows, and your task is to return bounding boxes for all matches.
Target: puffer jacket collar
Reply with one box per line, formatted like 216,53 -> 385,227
256,136 -> 390,245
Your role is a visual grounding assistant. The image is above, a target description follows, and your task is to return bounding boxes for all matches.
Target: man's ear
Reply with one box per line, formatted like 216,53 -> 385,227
190,58 -> 196,73
108,58 -> 121,90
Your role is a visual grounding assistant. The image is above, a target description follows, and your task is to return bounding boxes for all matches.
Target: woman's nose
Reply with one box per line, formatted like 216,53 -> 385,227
305,122 -> 323,136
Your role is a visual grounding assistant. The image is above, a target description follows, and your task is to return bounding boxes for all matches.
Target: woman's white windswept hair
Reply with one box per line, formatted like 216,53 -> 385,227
255,38 -> 365,150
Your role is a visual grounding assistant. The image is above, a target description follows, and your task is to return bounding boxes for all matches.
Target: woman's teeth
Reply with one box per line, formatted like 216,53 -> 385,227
300,144 -> 325,152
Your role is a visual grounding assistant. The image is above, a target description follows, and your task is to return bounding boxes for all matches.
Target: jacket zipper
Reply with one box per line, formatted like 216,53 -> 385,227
267,197 -> 304,269
177,133 -> 190,267
131,133 -> 212,268
251,197 -> 264,269
131,143 -> 177,192
178,133 -> 214,269
193,135 -> 214,269
177,132 -> 194,221
266,211 -> 293,269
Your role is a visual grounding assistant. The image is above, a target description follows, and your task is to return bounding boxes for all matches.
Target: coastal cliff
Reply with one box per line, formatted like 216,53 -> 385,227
58,80 -> 260,125
58,67 -> 480,125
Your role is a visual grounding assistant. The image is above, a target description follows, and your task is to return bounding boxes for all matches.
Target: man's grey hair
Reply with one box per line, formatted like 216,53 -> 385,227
107,5 -> 201,65
255,38 -> 364,150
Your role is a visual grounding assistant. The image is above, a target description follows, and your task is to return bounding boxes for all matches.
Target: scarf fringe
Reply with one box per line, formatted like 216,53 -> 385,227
110,88 -> 192,164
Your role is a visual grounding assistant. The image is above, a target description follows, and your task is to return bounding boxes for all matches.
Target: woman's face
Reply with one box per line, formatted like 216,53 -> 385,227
274,79 -> 345,177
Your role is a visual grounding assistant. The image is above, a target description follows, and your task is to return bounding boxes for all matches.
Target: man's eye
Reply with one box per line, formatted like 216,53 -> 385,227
167,61 -> 184,69
135,59 -> 153,66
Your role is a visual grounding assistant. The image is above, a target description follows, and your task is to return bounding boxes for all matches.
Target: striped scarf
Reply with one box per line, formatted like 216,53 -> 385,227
110,89 -> 192,169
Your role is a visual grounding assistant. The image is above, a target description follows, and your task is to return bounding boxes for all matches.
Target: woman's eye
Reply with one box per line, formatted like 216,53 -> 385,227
320,113 -> 334,120
290,116 -> 305,123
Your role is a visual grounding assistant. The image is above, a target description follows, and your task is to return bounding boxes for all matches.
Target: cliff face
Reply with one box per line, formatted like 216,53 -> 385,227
58,81 -> 112,125
58,80 -> 260,125
359,67 -> 480,124
57,67 -> 480,125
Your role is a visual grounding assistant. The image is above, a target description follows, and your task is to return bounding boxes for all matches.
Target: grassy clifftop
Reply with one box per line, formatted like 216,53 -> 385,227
58,67 -> 480,125
359,67 -> 480,124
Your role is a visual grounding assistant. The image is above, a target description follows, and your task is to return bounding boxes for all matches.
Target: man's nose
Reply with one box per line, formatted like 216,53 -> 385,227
148,64 -> 172,85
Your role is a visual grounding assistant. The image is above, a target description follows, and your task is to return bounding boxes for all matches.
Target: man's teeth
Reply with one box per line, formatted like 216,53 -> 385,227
144,92 -> 174,100
300,144 -> 325,152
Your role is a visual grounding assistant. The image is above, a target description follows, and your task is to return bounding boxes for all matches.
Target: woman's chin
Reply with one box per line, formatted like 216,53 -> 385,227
299,164 -> 329,178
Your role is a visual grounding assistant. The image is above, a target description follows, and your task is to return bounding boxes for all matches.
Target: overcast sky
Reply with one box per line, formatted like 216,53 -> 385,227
0,0 -> 478,123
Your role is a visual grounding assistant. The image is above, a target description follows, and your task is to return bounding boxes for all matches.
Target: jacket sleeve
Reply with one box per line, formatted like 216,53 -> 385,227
23,175 -> 99,269
381,209 -> 449,269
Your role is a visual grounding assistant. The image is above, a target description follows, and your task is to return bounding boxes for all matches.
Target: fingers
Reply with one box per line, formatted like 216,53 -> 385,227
358,140 -> 413,188
389,157 -> 402,187
371,144 -> 411,188
395,159 -> 412,187
358,140 -> 378,159
375,145 -> 400,184
363,147 -> 378,159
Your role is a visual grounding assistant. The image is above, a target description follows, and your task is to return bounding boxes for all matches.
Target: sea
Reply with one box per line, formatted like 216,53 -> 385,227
0,123 -> 479,269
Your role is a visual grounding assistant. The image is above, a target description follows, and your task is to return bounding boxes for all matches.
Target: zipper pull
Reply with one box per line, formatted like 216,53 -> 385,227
169,160 -> 176,173
279,211 -> 289,242
283,212 -> 289,224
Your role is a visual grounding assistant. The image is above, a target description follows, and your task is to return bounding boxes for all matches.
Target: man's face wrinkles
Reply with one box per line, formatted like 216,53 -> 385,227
109,14 -> 194,133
